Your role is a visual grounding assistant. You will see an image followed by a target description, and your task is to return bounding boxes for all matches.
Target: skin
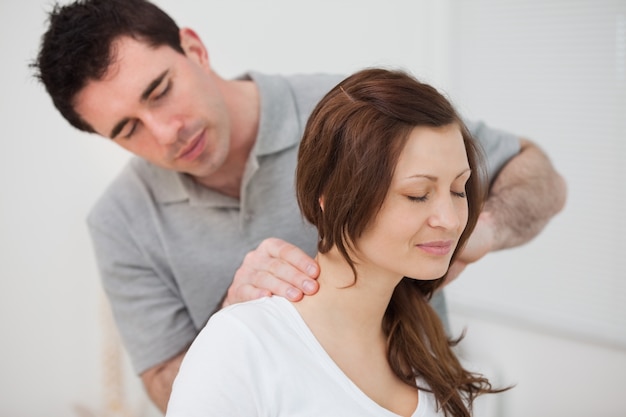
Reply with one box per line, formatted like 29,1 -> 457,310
354,124 -> 470,283
74,29 -> 259,198
71,28 -> 566,413
294,124 -> 470,416
444,138 -> 567,283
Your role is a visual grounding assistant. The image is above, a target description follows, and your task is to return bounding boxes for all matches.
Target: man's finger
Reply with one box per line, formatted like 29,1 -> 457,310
261,238 -> 319,278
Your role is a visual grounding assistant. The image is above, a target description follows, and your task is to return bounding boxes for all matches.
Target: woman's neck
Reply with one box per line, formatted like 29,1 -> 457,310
293,247 -> 401,347
292,248 -> 418,417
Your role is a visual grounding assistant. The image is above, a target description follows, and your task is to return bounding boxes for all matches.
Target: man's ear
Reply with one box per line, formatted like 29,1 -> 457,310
179,28 -> 210,68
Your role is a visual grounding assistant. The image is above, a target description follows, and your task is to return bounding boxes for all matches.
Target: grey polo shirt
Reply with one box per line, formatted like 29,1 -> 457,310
87,71 -> 520,374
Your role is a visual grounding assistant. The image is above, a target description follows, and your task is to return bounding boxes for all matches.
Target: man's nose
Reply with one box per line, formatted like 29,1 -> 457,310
144,111 -> 182,146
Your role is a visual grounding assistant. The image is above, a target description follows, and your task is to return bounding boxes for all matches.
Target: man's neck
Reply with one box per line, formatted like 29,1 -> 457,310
193,77 -> 260,199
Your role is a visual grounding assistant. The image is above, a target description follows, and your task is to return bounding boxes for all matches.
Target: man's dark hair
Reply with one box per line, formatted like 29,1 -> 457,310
31,0 -> 184,132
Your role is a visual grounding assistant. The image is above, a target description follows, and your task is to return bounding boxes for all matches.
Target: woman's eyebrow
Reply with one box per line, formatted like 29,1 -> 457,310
405,168 -> 471,182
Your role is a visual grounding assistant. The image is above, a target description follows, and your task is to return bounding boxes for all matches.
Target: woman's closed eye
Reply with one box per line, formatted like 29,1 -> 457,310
406,189 -> 466,203
407,194 -> 428,203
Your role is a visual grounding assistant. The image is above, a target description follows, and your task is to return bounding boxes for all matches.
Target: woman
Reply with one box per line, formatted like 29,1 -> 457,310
166,68 -> 505,417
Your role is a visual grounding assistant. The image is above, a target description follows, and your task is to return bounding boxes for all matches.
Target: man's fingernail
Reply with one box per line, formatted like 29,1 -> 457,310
302,280 -> 316,293
306,264 -> 317,277
286,288 -> 300,300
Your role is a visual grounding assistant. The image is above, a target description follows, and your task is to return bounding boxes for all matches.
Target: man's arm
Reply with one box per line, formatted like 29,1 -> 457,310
446,138 -> 567,281
141,350 -> 187,413
482,138 -> 567,248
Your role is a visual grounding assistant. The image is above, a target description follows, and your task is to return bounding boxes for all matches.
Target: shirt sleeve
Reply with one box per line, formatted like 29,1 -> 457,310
464,119 -> 521,184
87,164 -> 197,375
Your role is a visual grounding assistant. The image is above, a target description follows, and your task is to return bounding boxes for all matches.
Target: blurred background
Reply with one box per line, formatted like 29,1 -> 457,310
1,0 -> 624,416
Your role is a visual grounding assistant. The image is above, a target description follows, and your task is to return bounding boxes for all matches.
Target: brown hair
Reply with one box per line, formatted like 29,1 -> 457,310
296,68 -> 505,416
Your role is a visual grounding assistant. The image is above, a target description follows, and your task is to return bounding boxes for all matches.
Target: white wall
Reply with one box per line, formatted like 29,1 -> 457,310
444,1 -> 626,416
1,0 -> 624,416
1,1 -> 129,416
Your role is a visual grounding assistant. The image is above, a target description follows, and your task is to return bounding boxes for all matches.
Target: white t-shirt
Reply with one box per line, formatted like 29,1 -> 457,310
166,296 -> 446,417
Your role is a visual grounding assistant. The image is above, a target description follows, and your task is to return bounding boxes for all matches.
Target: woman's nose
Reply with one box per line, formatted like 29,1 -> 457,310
428,195 -> 462,230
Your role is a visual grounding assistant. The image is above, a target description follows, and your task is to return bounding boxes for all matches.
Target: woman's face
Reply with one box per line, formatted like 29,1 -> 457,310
355,124 -> 471,281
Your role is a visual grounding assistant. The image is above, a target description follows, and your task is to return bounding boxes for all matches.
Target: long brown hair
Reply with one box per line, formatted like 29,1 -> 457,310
296,68 -> 505,417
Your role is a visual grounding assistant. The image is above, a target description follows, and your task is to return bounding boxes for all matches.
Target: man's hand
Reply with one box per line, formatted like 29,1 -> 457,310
445,211 -> 496,284
222,238 -> 320,307
445,138 -> 566,285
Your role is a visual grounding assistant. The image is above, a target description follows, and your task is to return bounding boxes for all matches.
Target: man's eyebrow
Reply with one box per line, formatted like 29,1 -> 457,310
140,70 -> 169,101
109,70 -> 169,139
110,117 -> 130,139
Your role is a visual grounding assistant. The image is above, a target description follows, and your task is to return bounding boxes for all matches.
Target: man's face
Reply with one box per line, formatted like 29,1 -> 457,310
74,33 -> 231,179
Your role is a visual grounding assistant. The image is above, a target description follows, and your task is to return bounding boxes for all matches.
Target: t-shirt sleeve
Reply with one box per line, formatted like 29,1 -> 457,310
87,164 -> 197,375
464,119 -> 521,184
166,313 -> 260,417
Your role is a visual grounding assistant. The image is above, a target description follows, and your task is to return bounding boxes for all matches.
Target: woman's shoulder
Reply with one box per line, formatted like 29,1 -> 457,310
217,295 -> 289,317
206,296 -> 297,336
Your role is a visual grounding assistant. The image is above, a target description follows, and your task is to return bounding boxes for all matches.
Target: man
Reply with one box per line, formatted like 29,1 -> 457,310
33,0 -> 566,413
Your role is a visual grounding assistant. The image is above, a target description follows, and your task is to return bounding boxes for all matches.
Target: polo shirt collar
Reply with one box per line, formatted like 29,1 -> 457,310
248,71 -> 301,156
154,71 -> 301,206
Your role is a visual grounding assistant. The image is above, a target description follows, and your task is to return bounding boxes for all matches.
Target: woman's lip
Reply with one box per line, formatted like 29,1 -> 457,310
178,131 -> 206,161
416,241 -> 454,255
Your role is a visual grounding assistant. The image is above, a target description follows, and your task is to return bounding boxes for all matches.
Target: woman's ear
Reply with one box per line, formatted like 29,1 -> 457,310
319,196 -> 325,212
179,28 -> 210,68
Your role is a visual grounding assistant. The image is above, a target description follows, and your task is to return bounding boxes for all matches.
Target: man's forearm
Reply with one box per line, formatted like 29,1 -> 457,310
484,138 -> 566,251
141,349 -> 187,414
